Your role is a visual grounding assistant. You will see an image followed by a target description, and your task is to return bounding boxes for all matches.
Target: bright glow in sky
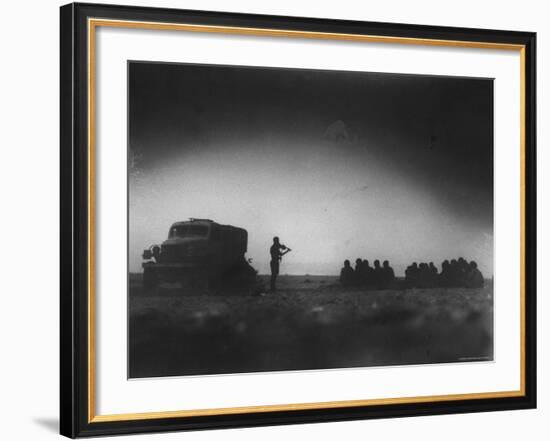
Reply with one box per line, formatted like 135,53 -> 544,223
129,62 -> 493,277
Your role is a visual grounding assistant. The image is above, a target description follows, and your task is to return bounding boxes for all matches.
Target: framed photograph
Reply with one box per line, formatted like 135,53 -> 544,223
60,2 -> 536,438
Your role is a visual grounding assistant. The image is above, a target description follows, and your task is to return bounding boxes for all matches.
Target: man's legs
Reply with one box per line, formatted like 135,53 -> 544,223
270,260 -> 279,291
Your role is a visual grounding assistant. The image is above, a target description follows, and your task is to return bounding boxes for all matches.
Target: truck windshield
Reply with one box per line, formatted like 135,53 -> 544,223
169,225 -> 209,238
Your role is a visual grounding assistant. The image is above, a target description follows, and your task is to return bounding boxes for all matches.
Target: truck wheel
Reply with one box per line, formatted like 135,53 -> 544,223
143,267 -> 158,292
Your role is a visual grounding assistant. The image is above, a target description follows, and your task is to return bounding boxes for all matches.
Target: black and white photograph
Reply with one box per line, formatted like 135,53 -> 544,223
128,61 -> 494,378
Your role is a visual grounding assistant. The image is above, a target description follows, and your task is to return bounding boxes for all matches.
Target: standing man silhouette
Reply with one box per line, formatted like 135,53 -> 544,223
270,236 -> 290,292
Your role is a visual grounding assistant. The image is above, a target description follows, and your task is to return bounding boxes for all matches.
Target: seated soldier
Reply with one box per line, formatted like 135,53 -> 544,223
405,262 -> 419,288
382,260 -> 395,289
361,259 -> 374,288
428,262 -> 438,287
417,262 -> 430,288
373,259 -> 384,289
439,259 -> 451,287
449,259 -> 460,287
457,257 -> 469,286
340,259 -> 355,287
465,261 -> 484,288
354,258 -> 363,286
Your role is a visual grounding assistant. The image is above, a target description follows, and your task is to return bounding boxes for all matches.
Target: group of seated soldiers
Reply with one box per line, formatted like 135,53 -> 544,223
340,256 -> 484,289
405,258 -> 484,288
339,258 -> 395,289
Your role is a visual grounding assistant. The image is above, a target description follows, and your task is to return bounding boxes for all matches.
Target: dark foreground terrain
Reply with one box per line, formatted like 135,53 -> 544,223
129,274 -> 493,378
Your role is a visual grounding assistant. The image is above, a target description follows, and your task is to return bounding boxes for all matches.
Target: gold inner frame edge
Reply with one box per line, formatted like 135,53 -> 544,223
87,17 -> 527,423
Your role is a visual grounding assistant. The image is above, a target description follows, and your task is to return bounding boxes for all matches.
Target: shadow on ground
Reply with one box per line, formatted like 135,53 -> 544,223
32,417 -> 58,433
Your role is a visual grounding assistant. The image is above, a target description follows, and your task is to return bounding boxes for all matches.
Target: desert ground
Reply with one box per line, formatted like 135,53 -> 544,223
128,274 -> 493,378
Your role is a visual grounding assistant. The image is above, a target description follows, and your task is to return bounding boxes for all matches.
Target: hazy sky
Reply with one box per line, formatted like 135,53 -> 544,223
128,61 -> 493,276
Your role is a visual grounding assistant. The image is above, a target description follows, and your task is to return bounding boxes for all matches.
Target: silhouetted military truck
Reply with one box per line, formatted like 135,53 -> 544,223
141,218 -> 257,292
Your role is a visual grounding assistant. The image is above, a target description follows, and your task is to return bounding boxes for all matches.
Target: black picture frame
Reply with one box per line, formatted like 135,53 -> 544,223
60,2 -> 537,438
